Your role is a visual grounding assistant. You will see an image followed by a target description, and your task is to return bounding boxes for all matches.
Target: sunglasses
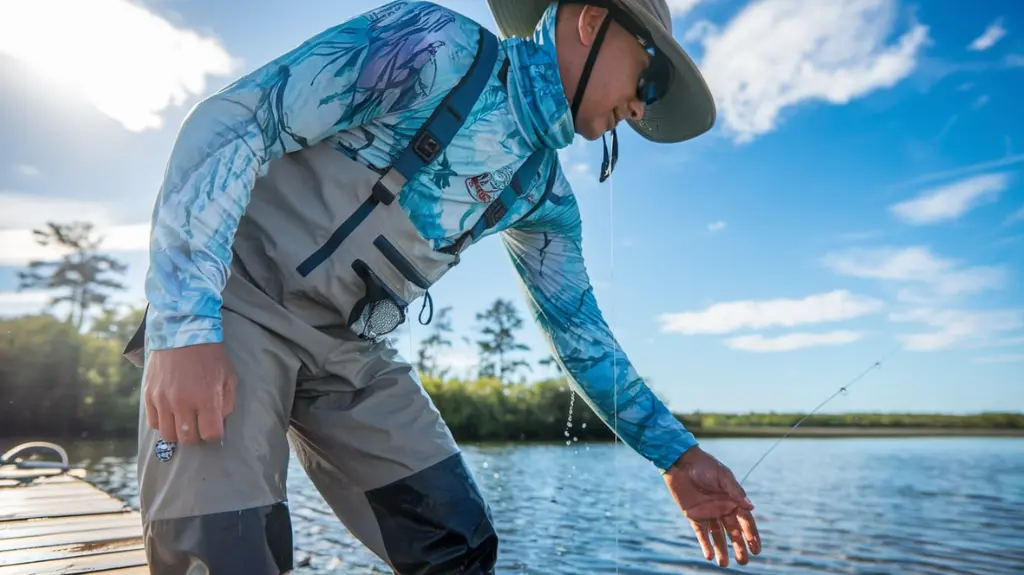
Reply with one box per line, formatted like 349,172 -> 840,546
635,40 -> 669,105
609,8 -> 670,105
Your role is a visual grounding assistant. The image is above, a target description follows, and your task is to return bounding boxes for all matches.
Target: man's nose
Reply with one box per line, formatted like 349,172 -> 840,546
628,99 -> 646,121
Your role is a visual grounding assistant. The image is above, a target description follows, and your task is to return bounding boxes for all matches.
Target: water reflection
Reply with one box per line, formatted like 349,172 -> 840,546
13,437 -> 1024,574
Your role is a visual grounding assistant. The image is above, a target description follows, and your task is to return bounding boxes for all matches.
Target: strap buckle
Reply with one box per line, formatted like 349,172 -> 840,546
413,132 -> 442,163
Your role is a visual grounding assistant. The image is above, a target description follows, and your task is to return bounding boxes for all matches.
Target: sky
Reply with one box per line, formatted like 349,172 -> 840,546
0,0 -> 1021,415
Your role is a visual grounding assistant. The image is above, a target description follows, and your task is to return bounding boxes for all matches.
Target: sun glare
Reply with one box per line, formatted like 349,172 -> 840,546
0,0 -> 238,132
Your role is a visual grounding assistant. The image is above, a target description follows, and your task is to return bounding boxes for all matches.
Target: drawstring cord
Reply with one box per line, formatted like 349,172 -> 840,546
418,290 -> 434,326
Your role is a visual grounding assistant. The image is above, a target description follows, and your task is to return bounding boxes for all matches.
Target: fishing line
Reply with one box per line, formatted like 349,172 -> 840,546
606,168 -> 622,573
738,343 -> 903,486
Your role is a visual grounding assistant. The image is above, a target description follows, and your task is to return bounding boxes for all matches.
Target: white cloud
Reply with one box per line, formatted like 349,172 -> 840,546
429,346 -> 480,380
968,18 -> 1007,52
1006,206 -> 1024,225
0,224 -> 150,266
823,246 -> 1006,301
684,20 -> 718,44
14,165 -> 40,177
887,153 -> 1024,191
0,0 -> 238,132
558,139 -> 597,192
0,192 -> 150,265
726,330 -> 863,352
692,0 -> 928,143
658,289 -> 884,335
706,220 -> 727,232
0,191 -> 116,230
0,290 -> 52,317
666,0 -> 706,18
891,308 -> 1023,351
889,172 -> 1010,225
975,354 -> 1024,364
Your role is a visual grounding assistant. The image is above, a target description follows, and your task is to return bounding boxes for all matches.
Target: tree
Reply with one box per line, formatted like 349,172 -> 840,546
417,305 -> 454,379
475,298 -> 531,382
538,354 -> 564,375
17,221 -> 128,331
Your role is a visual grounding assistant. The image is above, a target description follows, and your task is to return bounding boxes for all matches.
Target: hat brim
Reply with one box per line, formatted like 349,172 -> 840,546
485,0 -> 716,144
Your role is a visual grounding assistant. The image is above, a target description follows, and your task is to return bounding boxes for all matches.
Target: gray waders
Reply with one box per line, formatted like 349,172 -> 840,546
122,27 -> 550,574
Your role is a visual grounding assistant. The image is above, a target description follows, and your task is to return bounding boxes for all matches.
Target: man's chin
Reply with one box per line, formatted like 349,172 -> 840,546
575,124 -> 604,141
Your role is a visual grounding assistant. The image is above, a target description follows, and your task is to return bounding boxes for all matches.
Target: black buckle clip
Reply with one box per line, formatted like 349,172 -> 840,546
413,132 -> 441,163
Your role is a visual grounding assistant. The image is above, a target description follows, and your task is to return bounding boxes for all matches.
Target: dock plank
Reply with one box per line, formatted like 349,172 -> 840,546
0,514 -> 140,542
0,548 -> 148,575
0,464 -> 149,574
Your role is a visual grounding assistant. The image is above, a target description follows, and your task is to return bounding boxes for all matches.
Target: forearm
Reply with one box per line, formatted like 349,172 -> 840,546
144,97 -> 264,350
526,277 -> 698,471
501,213 -> 697,471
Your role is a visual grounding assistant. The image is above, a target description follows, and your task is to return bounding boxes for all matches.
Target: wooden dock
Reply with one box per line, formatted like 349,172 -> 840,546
0,449 -> 148,575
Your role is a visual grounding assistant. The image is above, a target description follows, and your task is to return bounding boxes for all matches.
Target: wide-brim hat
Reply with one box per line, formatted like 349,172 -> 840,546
485,0 -> 716,144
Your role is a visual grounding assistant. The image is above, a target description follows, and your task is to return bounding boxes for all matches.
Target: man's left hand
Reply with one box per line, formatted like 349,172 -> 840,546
663,446 -> 762,567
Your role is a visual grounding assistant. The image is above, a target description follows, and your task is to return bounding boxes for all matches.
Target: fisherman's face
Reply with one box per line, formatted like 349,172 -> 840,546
561,5 -> 653,140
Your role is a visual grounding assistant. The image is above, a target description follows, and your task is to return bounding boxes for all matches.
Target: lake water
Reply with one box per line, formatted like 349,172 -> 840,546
51,436 -> 1024,574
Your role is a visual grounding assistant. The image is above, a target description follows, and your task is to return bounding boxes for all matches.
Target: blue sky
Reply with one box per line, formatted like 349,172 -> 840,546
0,0 -> 1021,415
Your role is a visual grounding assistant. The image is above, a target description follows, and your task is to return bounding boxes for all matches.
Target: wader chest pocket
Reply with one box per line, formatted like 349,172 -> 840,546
349,259 -> 408,340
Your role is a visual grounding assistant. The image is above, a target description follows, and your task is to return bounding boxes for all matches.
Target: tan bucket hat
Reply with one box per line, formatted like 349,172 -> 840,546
486,0 -> 716,144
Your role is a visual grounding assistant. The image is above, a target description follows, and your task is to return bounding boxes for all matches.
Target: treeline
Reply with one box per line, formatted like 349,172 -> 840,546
4,307 -> 1022,439
1,220 -> 1022,439
678,412 -> 1024,431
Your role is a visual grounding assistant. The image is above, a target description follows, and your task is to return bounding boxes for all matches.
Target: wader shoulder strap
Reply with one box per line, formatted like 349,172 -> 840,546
443,149 -> 555,255
297,26 -> 500,278
371,26 -> 500,206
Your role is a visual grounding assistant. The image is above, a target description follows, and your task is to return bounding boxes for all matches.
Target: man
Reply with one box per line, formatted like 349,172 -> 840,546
124,0 -> 761,573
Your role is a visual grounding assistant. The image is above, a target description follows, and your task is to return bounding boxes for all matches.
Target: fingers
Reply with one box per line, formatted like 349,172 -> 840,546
726,480 -> 754,510
688,518 -> 714,561
722,513 -> 751,565
708,518 -> 729,567
155,395 -> 179,443
174,409 -> 200,445
144,388 -> 160,432
222,373 -> 237,417
738,509 -> 762,555
197,386 -> 226,443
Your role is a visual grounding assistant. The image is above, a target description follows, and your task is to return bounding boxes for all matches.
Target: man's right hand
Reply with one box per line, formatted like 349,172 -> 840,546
143,342 -> 238,445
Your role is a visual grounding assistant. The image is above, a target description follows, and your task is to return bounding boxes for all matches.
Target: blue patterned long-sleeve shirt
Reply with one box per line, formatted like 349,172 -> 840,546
145,0 -> 697,471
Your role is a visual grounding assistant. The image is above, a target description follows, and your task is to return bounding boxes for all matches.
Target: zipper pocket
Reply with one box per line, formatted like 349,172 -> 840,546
373,235 -> 431,290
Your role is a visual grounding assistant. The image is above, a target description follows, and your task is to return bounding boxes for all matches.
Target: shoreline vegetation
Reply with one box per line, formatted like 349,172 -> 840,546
1,221 -> 1021,443
2,308 -> 1021,441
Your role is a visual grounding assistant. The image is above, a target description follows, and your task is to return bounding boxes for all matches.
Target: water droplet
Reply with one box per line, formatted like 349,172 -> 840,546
493,472 -> 500,479
581,423 -> 587,429
572,437 -> 578,442
482,461 -> 489,469
565,440 -> 571,446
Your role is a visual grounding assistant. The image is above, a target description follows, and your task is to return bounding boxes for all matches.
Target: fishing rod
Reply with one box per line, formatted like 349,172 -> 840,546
737,343 -> 903,485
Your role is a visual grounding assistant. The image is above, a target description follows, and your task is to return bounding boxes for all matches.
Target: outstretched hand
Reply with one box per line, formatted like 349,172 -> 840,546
664,446 -> 762,567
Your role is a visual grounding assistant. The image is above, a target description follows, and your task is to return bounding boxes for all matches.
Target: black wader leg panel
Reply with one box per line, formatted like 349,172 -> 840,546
144,503 -> 293,575
366,453 -> 498,575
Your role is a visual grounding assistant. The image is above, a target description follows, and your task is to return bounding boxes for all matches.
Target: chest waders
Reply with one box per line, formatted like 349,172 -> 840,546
125,27 -> 552,575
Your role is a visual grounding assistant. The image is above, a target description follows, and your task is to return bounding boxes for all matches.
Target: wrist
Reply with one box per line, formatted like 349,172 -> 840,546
665,443 -> 702,475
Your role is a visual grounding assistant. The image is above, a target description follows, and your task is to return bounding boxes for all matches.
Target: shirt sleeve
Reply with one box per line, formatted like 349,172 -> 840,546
144,1 -> 466,350
499,158 -> 698,472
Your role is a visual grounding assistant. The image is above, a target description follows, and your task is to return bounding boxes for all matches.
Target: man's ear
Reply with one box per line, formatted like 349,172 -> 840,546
576,5 -> 610,47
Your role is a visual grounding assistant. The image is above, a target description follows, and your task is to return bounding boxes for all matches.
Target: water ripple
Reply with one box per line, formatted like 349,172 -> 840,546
69,437 -> 1024,574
